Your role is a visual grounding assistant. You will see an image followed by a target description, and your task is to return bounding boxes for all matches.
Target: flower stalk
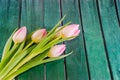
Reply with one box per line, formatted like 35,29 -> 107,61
0,16 -> 80,80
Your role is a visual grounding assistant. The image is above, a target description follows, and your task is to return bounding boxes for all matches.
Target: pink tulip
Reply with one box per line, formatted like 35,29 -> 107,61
61,24 -> 80,38
48,44 -> 66,57
12,26 -> 27,44
31,29 -> 47,43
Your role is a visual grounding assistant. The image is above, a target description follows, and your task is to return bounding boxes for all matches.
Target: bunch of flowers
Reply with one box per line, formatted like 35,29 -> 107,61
0,17 -> 80,80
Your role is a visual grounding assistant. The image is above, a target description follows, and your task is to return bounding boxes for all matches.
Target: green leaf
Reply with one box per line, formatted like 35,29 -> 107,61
41,52 -> 72,64
0,43 -> 20,72
4,51 -> 72,80
1,28 -> 18,61
34,36 -> 61,54
0,45 -> 36,79
56,21 -> 71,32
4,36 -> 60,78
4,50 -> 49,80
31,36 -> 75,58
39,36 -> 75,54
33,31 -> 56,51
29,19 -> 71,56
5,34 -> 75,77
0,41 -> 25,79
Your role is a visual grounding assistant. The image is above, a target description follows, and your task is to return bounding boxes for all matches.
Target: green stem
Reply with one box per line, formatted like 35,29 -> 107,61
23,41 -> 34,51
0,44 -> 19,71
2,37 -> 61,79
4,52 -> 48,80
1,28 -> 18,61
4,52 -> 72,80
0,41 -> 34,79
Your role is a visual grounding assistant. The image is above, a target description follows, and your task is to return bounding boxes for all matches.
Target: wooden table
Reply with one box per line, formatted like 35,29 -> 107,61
0,0 -> 120,80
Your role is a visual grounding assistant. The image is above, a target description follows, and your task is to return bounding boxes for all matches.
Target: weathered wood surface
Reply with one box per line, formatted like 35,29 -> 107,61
0,0 -> 120,80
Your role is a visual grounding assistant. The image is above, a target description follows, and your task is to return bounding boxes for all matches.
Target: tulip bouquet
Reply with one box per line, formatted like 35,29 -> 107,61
0,16 -> 80,80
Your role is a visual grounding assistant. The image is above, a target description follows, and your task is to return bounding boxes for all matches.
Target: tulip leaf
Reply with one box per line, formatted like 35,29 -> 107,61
56,21 -> 71,32
40,36 -> 75,53
4,35 -> 69,79
4,50 -> 49,80
0,45 -> 36,79
36,31 -> 56,49
31,21 -> 71,54
30,28 -> 57,54
13,41 -> 25,57
7,37 -> 61,76
40,52 -> 72,64
34,21 -> 71,52
0,41 -> 25,79
35,37 -> 61,54
29,32 -> 59,57
0,16 -> 79,80
0,43 -> 20,72
1,28 -> 18,61
34,36 -> 75,56
4,51 -> 72,80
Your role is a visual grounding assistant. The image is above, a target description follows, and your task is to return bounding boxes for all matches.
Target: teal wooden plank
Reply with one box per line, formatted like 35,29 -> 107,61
0,0 -> 19,59
17,0 -> 44,80
115,0 -> 120,19
98,0 -> 120,79
80,0 -> 111,79
62,0 -> 89,80
44,0 -> 66,80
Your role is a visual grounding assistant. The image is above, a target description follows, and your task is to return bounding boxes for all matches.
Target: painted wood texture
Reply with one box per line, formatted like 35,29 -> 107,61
98,0 -> 120,79
0,0 -> 120,80
80,0 -> 111,79
115,0 -> 120,20
61,0 -> 89,80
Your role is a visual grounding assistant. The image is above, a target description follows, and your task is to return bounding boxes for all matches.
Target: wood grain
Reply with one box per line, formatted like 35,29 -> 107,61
62,0 -> 89,80
80,0 -> 111,79
115,0 -> 120,20
0,0 -> 120,80
98,0 -> 120,79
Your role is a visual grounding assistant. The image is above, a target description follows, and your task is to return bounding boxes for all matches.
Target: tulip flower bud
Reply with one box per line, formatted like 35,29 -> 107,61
31,29 -> 47,43
12,26 -> 27,44
61,24 -> 80,38
48,44 -> 66,57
